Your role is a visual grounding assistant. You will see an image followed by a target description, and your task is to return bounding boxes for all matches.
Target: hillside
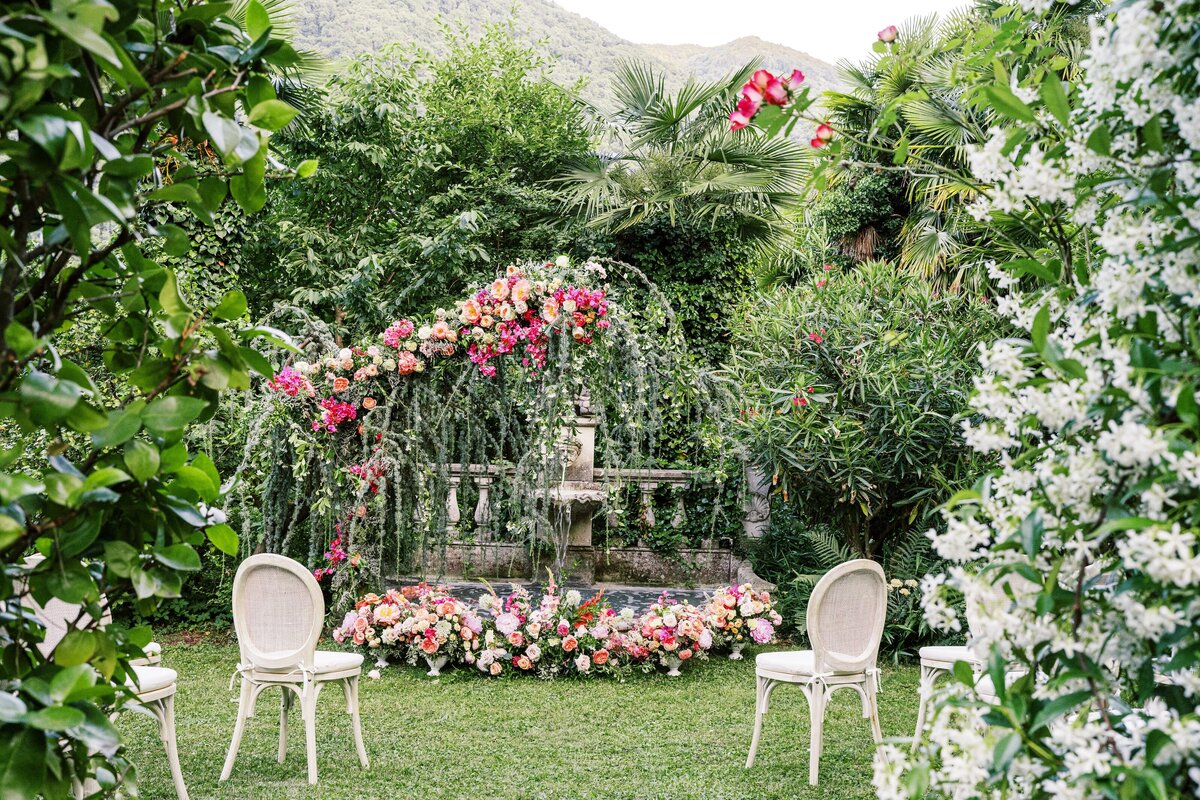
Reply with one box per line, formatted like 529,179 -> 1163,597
643,36 -> 841,100
288,0 -> 841,107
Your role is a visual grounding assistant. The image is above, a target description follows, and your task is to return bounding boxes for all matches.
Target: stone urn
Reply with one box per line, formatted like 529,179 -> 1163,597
424,654 -> 449,677
663,655 -> 683,677
728,643 -> 746,661
374,654 -> 390,669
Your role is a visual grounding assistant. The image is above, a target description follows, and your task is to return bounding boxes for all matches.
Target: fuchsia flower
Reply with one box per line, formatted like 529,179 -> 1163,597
878,25 -> 899,43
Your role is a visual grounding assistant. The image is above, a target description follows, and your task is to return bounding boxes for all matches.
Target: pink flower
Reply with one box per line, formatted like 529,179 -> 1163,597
592,648 -> 610,666
489,661 -> 502,676
785,69 -> 805,86
574,654 -> 591,673
396,351 -> 418,375
810,137 -> 825,149
878,25 -> 899,43
382,319 -> 414,347
815,123 -> 834,142
562,636 -> 578,653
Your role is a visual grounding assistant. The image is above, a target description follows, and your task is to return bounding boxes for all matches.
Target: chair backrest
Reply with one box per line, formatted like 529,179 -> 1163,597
806,559 -> 887,673
231,553 -> 324,671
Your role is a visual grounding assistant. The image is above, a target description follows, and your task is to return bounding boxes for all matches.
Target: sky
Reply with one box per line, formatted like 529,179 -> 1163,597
551,0 -> 967,64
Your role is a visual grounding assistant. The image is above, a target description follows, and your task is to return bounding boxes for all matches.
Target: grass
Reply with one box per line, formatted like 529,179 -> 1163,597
119,642 -> 921,799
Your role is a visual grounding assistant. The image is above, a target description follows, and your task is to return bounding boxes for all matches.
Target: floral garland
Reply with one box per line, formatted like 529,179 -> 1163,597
333,581 -> 782,679
265,258 -> 610,433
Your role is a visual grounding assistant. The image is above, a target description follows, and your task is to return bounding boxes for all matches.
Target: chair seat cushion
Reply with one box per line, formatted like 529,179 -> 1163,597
919,645 -> 976,665
755,650 -> 859,676
128,665 -> 177,694
254,650 -> 364,676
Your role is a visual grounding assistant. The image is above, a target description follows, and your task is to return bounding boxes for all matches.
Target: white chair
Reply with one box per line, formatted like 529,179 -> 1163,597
17,556 -> 188,800
912,643 -> 982,749
745,559 -> 886,785
220,553 -> 368,786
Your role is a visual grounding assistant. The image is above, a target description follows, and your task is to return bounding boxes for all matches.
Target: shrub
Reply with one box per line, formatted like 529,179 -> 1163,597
726,260 -> 1000,558
0,0 -> 303,794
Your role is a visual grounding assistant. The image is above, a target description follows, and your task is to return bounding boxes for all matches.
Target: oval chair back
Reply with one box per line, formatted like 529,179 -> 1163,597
806,559 -> 887,674
231,553 -> 324,672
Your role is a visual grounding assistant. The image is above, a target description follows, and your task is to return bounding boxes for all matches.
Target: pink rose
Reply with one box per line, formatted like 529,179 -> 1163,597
878,25 -> 899,43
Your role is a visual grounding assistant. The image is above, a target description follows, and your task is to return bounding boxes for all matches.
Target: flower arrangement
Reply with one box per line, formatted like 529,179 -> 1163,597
265,258 -> 610,433
704,583 -> 782,658
333,579 -> 776,680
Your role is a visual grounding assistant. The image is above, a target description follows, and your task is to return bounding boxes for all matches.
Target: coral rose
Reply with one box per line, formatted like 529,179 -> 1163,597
562,636 -> 578,652
592,648 -> 609,666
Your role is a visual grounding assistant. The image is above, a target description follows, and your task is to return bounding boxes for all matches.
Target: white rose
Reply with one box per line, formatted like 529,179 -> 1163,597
337,348 -> 352,361
555,255 -> 570,268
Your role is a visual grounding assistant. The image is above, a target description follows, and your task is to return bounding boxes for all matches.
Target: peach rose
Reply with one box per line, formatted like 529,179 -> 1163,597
419,637 -> 438,654
362,397 -> 377,410
592,648 -> 610,666
489,661 -> 502,676
333,377 -> 349,392
516,655 -> 532,670
562,636 -> 577,653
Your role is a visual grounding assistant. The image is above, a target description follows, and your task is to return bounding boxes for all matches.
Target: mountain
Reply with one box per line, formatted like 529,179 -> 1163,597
288,0 -> 841,107
642,36 -> 840,98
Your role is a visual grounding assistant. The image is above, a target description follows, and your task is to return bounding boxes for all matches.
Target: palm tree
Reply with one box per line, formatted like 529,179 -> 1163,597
819,4 -> 1095,292
556,61 -> 812,255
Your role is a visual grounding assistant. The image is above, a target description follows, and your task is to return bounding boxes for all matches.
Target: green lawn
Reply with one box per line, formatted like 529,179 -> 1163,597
120,642 -> 920,799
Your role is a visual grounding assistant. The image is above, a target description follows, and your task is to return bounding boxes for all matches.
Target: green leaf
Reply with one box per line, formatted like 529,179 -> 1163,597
54,629 -> 96,667
158,223 -> 191,257
49,664 -> 96,703
1030,304 -> 1050,354
124,440 -> 160,483
41,10 -> 121,68
154,543 -> 201,572
158,270 -> 190,314
1030,690 -> 1092,732
1040,73 -> 1070,127
141,396 -> 209,437
248,99 -> 298,131
5,322 -> 39,359
245,0 -> 271,39
20,371 -> 83,424
82,467 -> 130,492
213,290 -> 248,320
202,111 -> 244,161
92,407 -> 143,448
170,465 -> 217,501
230,148 -> 267,213
26,706 -> 85,731
0,730 -> 45,798
1086,125 -> 1111,156
992,732 -> 1022,770
0,514 -> 23,550
0,693 -> 27,723
982,85 -> 1036,123
296,159 -> 319,178
206,523 -> 239,555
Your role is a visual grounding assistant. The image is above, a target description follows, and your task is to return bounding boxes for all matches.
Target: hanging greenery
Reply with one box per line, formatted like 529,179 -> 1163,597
229,257 -> 727,607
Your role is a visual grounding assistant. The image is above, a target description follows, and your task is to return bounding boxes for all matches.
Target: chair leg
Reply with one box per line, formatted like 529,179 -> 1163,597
278,687 -> 293,764
808,683 -> 827,786
866,679 -> 883,744
912,664 -> 938,751
745,674 -> 768,768
220,679 -> 253,782
344,677 -> 369,769
303,684 -> 319,785
157,694 -> 190,800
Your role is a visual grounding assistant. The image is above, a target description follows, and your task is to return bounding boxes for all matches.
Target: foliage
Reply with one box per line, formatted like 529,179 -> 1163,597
241,21 -> 594,333
862,0 -> 1200,797
557,60 -> 812,255
816,7 -> 1094,292
233,259 -> 701,597
0,0 -> 307,794
725,261 -> 999,558
807,170 -> 905,266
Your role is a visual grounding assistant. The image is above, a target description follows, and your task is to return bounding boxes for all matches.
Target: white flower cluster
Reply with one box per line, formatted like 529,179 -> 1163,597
886,0 -> 1200,797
